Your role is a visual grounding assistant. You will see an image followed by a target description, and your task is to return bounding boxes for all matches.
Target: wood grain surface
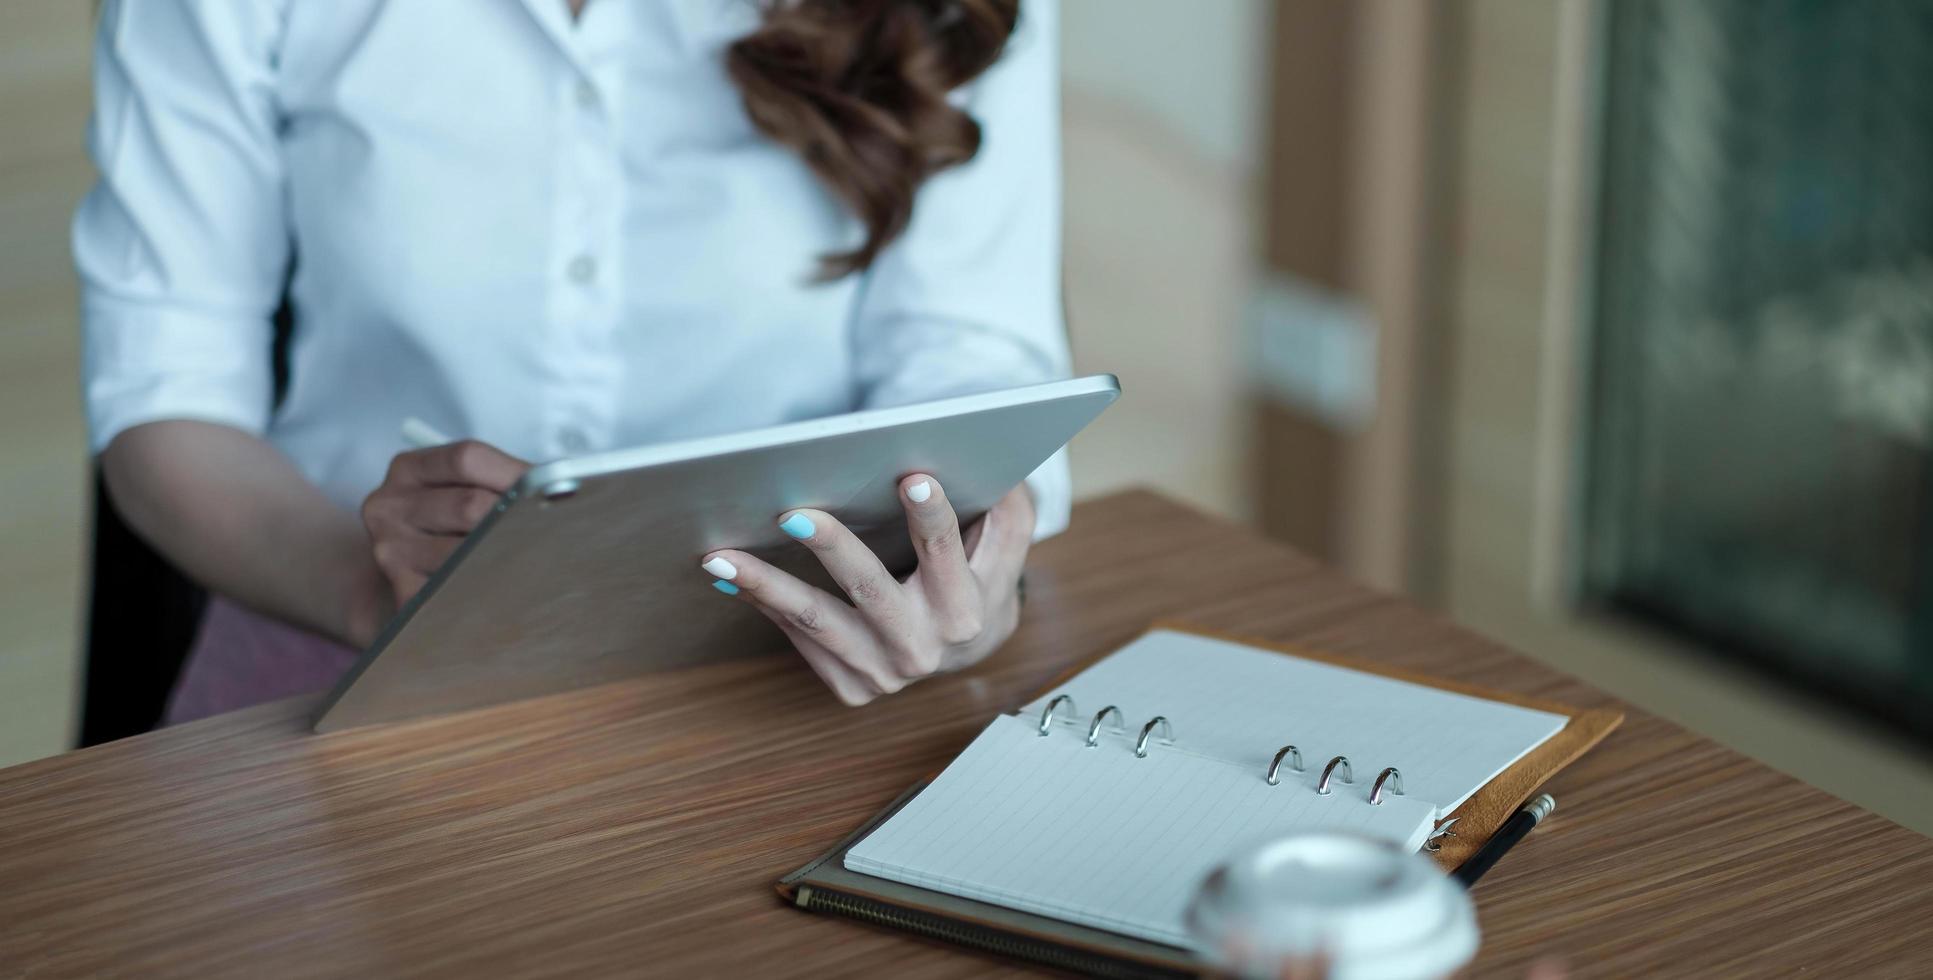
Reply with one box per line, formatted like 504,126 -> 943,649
3,491 -> 1929,978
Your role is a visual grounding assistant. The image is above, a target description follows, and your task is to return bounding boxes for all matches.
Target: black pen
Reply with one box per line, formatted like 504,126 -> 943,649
1452,793 -> 1556,887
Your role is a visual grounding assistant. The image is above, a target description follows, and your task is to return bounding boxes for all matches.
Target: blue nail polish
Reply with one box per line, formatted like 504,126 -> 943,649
712,579 -> 739,595
780,512 -> 816,540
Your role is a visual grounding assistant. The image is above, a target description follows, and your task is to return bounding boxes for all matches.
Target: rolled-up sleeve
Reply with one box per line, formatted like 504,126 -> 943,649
74,0 -> 290,453
849,0 -> 1074,539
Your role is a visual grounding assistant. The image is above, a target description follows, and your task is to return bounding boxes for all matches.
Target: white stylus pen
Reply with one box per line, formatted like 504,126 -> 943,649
399,417 -> 453,449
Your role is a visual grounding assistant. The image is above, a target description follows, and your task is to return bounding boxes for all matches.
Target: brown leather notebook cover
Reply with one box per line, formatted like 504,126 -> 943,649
778,623 -> 1624,975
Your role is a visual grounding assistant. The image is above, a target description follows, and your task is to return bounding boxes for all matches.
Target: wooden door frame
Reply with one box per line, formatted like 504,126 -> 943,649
1257,0 -> 1455,593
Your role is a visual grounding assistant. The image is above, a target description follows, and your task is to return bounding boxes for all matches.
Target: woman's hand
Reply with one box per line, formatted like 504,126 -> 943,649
700,476 -> 1035,705
359,440 -> 529,613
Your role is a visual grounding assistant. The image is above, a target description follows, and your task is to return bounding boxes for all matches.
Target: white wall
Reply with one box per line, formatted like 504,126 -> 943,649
0,1 -> 92,767
1058,0 -> 1273,520
1059,0 -> 1272,175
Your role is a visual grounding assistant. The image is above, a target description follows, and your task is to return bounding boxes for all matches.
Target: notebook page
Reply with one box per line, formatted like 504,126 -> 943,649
1020,630 -> 1567,813
846,714 -> 1437,948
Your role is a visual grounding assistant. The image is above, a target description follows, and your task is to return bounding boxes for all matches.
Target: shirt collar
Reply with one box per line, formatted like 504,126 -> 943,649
515,0 -> 592,75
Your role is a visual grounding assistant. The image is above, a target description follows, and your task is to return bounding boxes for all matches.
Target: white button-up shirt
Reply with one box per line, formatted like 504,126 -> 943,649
76,0 -> 1071,535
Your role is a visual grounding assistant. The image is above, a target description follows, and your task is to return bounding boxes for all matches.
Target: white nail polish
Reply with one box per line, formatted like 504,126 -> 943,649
702,555 -> 738,580
906,480 -> 932,503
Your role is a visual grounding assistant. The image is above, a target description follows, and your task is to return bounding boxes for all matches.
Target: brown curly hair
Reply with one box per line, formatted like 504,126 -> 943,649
726,0 -> 1022,279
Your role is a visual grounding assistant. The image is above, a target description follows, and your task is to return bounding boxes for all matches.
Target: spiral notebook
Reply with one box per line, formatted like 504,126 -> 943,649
781,626 -> 1622,974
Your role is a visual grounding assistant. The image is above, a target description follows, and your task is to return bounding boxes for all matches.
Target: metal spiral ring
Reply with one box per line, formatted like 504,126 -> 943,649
1370,767 -> 1404,805
1266,745 -> 1304,785
1037,695 -> 1077,737
1085,706 -> 1125,747
1316,755 -> 1353,795
1134,717 -> 1174,758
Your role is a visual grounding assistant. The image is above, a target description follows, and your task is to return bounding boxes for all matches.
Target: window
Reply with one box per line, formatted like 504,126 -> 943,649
1581,0 -> 1933,742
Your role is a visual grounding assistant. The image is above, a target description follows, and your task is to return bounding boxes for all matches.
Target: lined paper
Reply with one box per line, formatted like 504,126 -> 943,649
846,715 -> 1439,947
844,630 -> 1567,946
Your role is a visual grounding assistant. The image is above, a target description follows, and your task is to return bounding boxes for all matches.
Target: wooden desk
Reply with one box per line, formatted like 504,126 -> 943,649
3,491 -> 1929,977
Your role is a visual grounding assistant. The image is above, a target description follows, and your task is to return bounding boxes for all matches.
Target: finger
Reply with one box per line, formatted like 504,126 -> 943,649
960,486 -> 1026,562
400,486 -> 502,535
962,512 -> 988,557
393,439 -> 529,492
776,509 -> 932,675
374,533 -> 462,578
699,549 -> 907,695
372,534 -> 462,603
898,475 -> 981,645
387,570 -> 426,609
744,603 -> 879,706
967,486 -> 1034,590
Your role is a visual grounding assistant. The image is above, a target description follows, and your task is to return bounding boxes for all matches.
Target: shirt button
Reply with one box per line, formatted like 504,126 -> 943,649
558,428 -> 591,454
575,80 -> 599,109
567,254 -> 598,284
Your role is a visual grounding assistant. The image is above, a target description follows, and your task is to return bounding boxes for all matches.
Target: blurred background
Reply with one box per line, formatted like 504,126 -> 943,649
4,1 -> 1930,832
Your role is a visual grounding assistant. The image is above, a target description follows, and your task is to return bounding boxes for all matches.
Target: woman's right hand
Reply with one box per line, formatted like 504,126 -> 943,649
359,439 -> 529,611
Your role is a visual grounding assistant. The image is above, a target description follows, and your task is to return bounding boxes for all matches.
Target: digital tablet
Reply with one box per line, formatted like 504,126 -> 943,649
313,374 -> 1121,731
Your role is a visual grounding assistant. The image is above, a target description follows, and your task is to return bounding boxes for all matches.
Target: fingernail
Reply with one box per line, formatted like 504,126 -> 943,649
906,479 -> 932,504
711,579 -> 739,595
701,555 -> 737,580
779,512 -> 816,539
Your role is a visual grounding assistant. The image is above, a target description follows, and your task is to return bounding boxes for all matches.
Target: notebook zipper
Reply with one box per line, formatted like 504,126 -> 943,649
795,885 -> 1189,979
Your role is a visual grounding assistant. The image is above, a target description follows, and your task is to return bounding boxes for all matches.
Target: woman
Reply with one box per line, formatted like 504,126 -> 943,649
76,0 -> 1070,722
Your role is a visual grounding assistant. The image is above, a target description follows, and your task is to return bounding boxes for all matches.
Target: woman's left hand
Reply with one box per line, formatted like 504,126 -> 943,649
699,475 -> 1034,705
